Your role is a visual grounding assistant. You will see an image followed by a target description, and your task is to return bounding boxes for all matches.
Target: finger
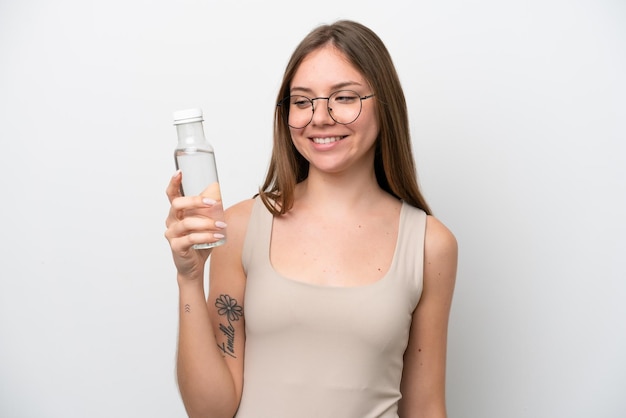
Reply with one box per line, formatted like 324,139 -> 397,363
165,170 -> 183,203
170,195 -> 220,215
167,216 -> 225,239
165,196 -> 186,228
166,193 -> 221,229
166,216 -> 225,251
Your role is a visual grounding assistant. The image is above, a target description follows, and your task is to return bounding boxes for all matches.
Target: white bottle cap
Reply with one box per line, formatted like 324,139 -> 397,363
173,108 -> 203,125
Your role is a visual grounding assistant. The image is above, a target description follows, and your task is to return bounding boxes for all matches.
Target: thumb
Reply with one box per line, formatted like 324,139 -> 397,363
166,170 -> 183,203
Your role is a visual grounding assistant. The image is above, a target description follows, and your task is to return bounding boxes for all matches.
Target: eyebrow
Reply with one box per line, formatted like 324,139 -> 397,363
290,81 -> 364,95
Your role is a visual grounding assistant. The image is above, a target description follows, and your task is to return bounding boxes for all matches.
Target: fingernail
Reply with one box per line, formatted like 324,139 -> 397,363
215,221 -> 227,229
213,233 -> 225,239
172,170 -> 181,178
202,198 -> 216,205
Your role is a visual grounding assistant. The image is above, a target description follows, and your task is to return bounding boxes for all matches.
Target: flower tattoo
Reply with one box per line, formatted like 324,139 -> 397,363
215,294 -> 243,322
215,294 -> 242,358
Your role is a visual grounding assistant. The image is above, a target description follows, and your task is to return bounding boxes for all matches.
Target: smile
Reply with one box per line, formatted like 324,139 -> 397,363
311,136 -> 346,144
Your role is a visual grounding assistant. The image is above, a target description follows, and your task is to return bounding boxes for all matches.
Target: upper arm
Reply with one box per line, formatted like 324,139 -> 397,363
206,198 -> 254,405
399,215 -> 458,418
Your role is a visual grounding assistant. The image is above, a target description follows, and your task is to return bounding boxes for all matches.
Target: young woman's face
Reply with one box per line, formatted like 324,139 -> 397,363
288,44 -> 379,176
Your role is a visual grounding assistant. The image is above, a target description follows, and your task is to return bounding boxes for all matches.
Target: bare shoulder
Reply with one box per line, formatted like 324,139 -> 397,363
224,198 -> 256,223
425,215 -> 457,258
424,215 -> 458,289
224,198 -> 256,235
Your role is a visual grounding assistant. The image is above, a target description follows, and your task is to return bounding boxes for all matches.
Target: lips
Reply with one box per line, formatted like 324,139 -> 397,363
311,136 -> 346,144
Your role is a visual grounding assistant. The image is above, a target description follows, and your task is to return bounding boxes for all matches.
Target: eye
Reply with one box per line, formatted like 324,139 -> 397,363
331,90 -> 359,104
290,96 -> 312,109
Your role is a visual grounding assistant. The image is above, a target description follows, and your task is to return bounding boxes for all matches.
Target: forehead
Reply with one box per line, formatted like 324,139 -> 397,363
291,44 -> 366,91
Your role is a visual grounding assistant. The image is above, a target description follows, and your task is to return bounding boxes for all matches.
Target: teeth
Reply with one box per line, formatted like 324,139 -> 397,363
312,136 -> 342,144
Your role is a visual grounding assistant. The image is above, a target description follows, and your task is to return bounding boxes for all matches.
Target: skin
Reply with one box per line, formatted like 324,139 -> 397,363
165,44 -> 458,418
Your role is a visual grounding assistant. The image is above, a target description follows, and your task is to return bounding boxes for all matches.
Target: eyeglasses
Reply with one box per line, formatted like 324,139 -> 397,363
277,90 -> 375,129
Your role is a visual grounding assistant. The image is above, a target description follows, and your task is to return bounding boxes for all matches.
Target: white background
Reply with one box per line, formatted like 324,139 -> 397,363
1,0 -> 624,417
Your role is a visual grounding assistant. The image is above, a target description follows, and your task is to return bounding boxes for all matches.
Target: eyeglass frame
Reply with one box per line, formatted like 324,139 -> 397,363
277,90 -> 376,129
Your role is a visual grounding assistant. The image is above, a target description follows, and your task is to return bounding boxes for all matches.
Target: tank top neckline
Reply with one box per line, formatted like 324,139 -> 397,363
262,200 -> 408,291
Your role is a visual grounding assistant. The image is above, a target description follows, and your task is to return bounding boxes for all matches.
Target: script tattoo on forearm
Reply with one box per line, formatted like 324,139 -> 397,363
215,294 -> 243,358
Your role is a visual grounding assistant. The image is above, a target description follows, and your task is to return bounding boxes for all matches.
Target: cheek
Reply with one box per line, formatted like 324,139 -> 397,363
358,105 -> 380,134
288,127 -> 298,140
289,129 -> 308,154
356,115 -> 380,144
289,128 -> 302,146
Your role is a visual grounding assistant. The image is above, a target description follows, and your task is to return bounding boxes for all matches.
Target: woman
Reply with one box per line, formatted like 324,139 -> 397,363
165,20 -> 457,418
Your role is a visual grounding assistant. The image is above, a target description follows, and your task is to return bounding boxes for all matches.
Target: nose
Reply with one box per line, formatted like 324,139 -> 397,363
310,97 -> 335,126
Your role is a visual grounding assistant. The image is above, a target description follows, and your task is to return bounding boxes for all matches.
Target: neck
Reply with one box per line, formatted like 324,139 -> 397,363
294,168 -> 386,213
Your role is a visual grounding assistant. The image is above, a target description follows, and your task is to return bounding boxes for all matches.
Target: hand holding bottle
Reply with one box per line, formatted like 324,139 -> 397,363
164,171 -> 227,280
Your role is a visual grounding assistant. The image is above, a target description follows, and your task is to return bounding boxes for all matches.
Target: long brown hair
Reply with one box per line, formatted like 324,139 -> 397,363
259,20 -> 432,216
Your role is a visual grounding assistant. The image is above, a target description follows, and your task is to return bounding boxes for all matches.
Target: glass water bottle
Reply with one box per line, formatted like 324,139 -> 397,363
173,108 -> 226,249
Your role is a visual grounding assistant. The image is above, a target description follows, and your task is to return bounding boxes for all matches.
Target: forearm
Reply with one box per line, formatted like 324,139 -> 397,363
176,277 -> 238,418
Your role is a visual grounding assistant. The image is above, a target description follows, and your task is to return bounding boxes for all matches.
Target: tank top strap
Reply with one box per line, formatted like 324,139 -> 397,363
242,196 -> 272,276
394,202 -> 427,307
